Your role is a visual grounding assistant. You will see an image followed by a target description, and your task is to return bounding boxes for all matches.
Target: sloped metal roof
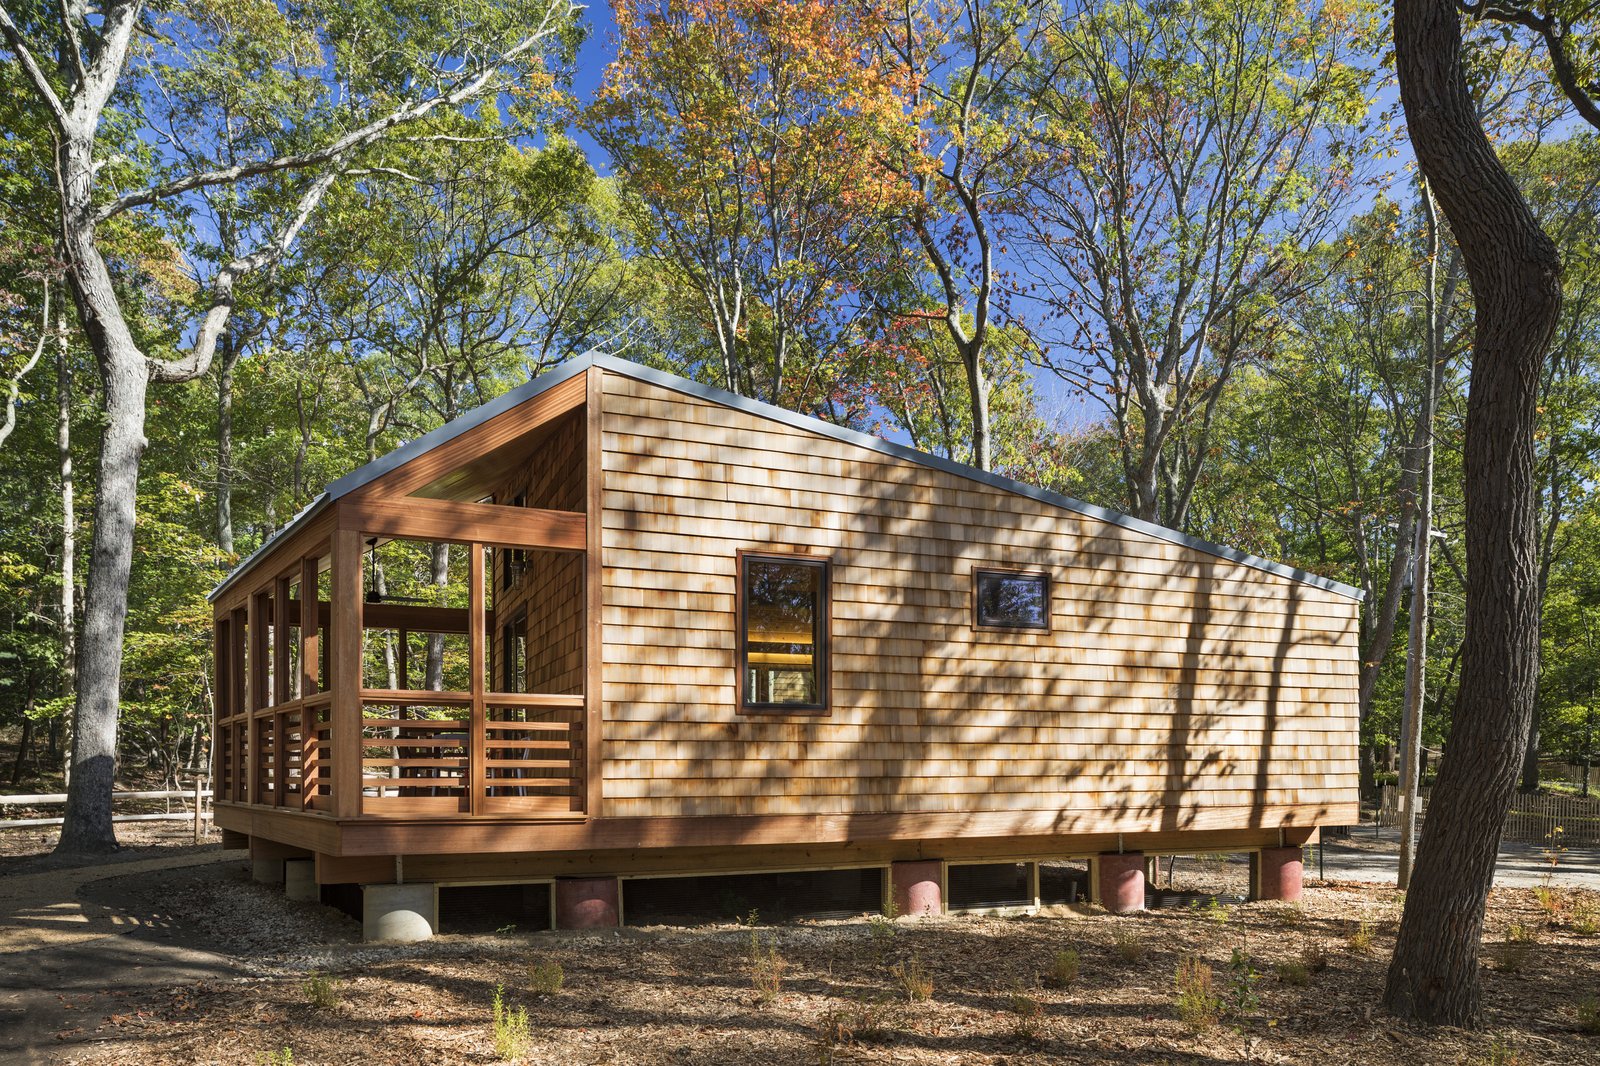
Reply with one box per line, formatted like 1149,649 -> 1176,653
210,351 -> 1362,601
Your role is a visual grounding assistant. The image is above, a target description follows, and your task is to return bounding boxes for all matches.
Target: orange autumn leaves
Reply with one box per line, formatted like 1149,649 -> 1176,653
589,1 -> 935,402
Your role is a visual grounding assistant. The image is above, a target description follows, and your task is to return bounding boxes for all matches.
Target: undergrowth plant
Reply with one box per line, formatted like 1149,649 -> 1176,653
1047,947 -> 1080,989
1274,960 -> 1310,986
749,931 -> 787,1005
527,959 -> 565,997
1112,924 -> 1147,962
1225,947 -> 1260,1021
1006,981 -> 1046,1042
1174,956 -> 1223,1033
891,954 -> 933,1002
815,994 -> 895,1063
302,973 -> 340,1010
1577,997 -> 1600,1035
867,898 -> 899,962
491,984 -> 530,1062
1345,920 -> 1374,954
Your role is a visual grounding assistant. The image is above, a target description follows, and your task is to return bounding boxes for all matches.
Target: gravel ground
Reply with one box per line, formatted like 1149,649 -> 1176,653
7,849 -> 1593,1066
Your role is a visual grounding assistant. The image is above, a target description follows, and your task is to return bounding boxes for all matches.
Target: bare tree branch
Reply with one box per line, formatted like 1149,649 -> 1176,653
149,165 -> 343,383
0,2 -> 70,128
96,0 -> 576,223
0,284 -> 50,448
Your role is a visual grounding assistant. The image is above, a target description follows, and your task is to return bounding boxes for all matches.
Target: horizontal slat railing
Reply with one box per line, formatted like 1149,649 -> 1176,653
227,687 -> 585,817
354,690 -> 584,817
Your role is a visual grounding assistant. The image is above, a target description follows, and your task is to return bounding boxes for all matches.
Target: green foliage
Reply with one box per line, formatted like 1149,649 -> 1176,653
1224,947 -> 1261,1020
491,984 -> 531,1061
1005,980 -> 1046,1042
303,972 -> 341,1010
526,959 -> 564,997
1046,947 -> 1080,989
1174,956 -> 1223,1033
748,931 -> 786,1005
1111,923 -> 1147,962
1274,960 -> 1310,986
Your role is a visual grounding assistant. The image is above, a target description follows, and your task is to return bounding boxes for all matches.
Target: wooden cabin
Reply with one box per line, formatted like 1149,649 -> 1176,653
208,353 -> 1360,937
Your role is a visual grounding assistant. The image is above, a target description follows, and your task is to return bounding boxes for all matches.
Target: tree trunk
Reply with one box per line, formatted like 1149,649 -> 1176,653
216,328 -> 238,555
425,542 -> 450,691
11,702 -> 34,787
1383,0 -> 1563,1026
1521,682 -> 1542,792
57,306 -> 76,779
962,342 -> 991,472
55,129 -> 154,854
57,351 -> 148,853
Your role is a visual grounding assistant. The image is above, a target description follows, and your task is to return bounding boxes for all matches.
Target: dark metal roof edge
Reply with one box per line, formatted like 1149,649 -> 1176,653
323,354 -> 595,500
589,353 -> 1364,602
207,493 -> 330,602
210,350 -> 1362,603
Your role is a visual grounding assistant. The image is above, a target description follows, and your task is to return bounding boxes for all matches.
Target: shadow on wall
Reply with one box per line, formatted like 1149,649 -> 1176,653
598,379 -> 1351,841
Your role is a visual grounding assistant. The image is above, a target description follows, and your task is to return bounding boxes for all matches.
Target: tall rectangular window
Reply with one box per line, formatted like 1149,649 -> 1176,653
974,568 -> 1051,630
740,553 -> 829,713
502,614 -> 527,693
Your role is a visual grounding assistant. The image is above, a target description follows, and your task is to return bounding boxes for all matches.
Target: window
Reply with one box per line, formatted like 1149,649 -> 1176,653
740,553 -> 829,713
974,569 -> 1050,630
502,614 -> 527,692
502,495 -> 528,589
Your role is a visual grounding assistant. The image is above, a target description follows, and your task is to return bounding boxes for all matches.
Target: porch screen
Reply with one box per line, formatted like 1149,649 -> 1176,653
740,554 -> 829,712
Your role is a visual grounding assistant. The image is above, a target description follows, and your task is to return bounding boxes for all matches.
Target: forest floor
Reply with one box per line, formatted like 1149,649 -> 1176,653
1,827 -> 1598,1065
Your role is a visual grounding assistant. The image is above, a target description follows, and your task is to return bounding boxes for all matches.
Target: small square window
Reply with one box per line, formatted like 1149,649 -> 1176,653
974,569 -> 1050,630
740,553 -> 829,713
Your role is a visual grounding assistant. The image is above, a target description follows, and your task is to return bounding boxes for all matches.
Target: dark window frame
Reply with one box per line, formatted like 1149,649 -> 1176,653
972,567 -> 1053,632
737,549 -> 832,716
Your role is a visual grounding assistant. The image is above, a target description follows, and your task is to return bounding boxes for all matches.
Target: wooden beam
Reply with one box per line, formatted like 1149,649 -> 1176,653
210,510 -> 336,616
329,804 -> 1346,859
339,495 -> 585,551
345,372 -> 587,500
287,599 -> 487,636
300,556 -> 319,699
468,543 -> 486,817
584,365 -> 604,817
330,529 -> 364,818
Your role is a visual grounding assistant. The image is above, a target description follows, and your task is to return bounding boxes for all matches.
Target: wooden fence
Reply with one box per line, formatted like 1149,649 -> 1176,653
1378,785 -> 1600,846
0,780 -> 211,842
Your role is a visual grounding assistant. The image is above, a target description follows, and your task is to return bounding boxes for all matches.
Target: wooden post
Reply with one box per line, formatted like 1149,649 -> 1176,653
583,365 -> 603,816
273,576 -> 292,706
213,616 -> 229,801
229,608 -> 246,804
469,543 -> 486,816
300,555 -> 320,698
248,591 -> 269,713
193,773 -> 203,844
245,593 -> 264,804
300,554 -> 320,810
330,529 -> 364,818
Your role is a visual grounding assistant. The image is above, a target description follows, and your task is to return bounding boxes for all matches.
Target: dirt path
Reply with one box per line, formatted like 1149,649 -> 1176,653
1318,828 -> 1600,888
0,849 -> 246,1066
